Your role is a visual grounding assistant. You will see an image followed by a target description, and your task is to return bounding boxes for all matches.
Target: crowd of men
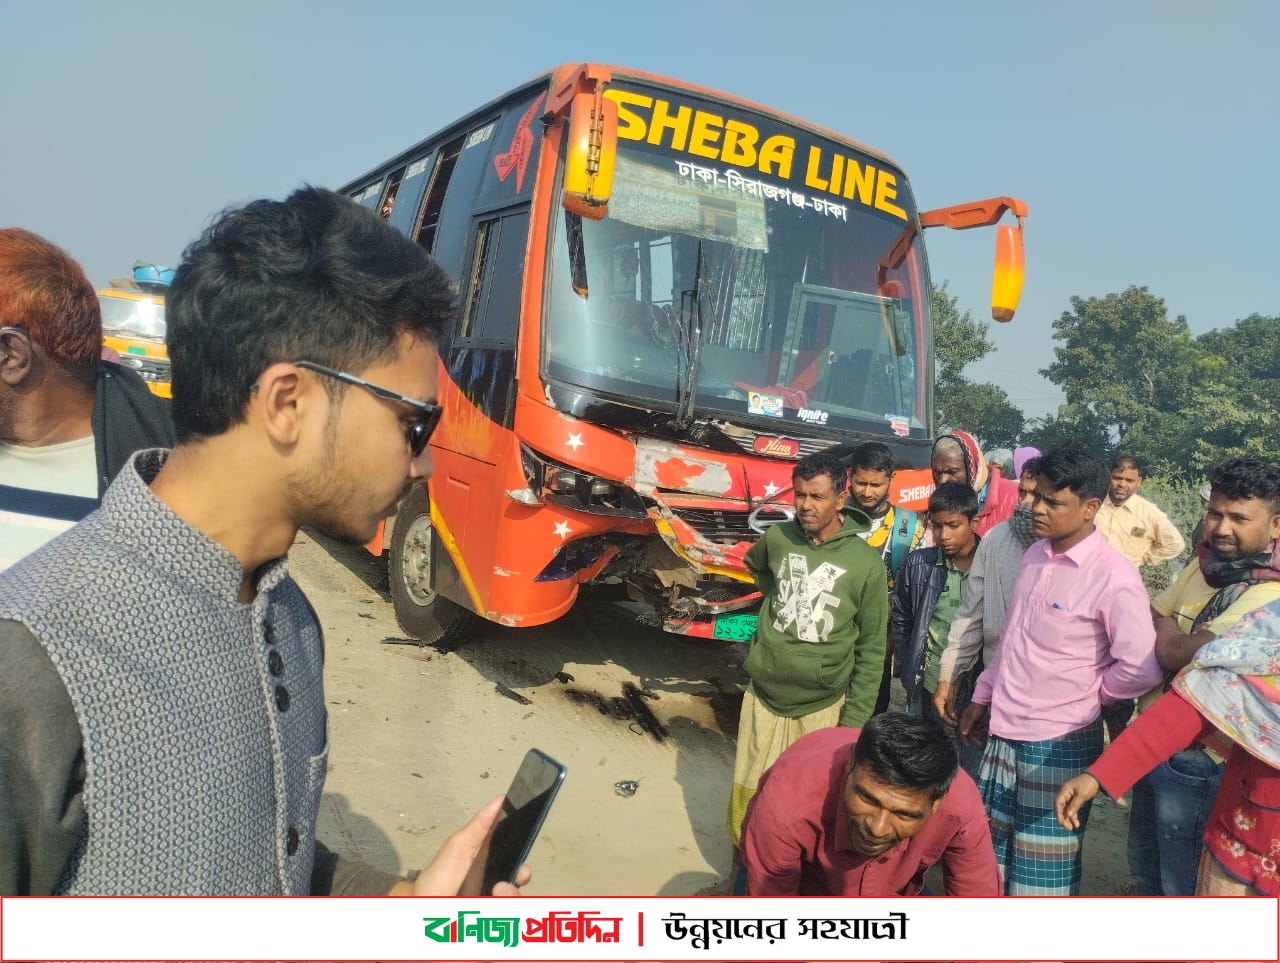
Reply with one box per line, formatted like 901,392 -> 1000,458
1,191 -> 1277,906
734,436 -> 1280,900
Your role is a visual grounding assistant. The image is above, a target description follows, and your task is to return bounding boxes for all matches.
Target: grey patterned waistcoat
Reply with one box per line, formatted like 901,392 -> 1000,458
0,450 -> 328,894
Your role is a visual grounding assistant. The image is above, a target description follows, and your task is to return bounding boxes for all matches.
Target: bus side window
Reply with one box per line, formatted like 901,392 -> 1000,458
389,154 -> 436,239
379,167 -> 406,220
424,120 -> 498,281
460,208 -> 530,346
415,137 -> 463,254
351,179 -> 383,211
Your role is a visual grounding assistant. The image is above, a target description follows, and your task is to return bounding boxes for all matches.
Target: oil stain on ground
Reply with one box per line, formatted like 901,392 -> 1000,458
561,681 -> 669,742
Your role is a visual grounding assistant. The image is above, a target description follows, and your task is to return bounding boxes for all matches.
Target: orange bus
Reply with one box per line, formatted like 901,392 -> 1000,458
341,63 -> 1026,644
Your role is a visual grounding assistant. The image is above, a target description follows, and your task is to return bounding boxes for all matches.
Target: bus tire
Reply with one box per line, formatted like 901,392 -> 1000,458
388,484 -> 478,645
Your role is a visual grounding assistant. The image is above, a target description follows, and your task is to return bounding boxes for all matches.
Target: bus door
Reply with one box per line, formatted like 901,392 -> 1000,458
415,88 -> 546,610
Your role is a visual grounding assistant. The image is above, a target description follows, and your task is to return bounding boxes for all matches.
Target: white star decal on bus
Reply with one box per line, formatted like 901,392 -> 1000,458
553,520 -> 572,539
762,480 -> 781,498
566,432 -> 584,451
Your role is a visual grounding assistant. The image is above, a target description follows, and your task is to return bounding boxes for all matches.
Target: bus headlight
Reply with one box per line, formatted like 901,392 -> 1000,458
513,444 -> 648,518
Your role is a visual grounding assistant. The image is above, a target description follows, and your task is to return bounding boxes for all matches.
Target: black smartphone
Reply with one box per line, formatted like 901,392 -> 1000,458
480,748 -> 566,893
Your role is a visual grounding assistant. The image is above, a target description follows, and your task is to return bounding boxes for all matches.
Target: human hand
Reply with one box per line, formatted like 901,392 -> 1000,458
1054,773 -> 1100,830
410,796 -> 533,897
957,702 -> 989,748
933,681 -> 957,726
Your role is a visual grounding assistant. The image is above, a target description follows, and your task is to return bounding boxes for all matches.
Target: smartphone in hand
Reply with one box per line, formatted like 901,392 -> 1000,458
481,748 -> 566,893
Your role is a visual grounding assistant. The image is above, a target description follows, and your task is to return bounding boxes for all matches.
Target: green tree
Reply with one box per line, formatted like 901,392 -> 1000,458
1040,286 -> 1212,442
932,283 -> 1025,448
1037,288 -> 1277,478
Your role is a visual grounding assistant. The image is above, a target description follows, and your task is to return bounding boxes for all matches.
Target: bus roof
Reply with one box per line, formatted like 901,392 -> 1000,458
340,62 -> 905,193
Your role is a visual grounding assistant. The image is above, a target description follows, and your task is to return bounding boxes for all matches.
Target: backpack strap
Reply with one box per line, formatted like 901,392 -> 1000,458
888,508 -> 920,577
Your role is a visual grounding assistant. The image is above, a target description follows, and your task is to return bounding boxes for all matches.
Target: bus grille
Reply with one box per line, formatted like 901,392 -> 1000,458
670,507 -> 759,545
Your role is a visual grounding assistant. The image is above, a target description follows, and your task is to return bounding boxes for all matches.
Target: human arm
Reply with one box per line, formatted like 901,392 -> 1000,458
839,558 -> 888,728
1141,506 -> 1185,566
888,556 -> 916,681
1098,578 -> 1164,702
409,796 -> 529,896
957,611 -> 1005,746
1055,689 -> 1213,829
743,532 -> 774,597
939,783 -> 1002,896
0,621 -> 86,896
1154,617 -> 1214,674
741,788 -> 803,896
317,797 -> 529,896
935,545 -> 989,724
1156,585 -> 1280,673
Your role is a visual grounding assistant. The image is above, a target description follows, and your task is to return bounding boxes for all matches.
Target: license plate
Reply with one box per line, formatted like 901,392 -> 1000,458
712,613 -> 758,641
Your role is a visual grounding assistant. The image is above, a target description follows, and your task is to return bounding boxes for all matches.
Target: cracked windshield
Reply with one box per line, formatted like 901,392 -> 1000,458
546,96 -> 929,441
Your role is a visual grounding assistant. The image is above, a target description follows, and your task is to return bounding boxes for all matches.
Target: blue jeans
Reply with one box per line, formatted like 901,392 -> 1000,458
1126,747 -> 1225,896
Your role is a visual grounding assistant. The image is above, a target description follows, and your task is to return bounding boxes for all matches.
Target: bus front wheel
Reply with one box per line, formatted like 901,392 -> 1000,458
388,485 -> 477,645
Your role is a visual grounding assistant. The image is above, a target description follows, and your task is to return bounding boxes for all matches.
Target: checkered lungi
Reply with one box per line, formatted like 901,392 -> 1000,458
727,684 -> 844,846
977,717 -> 1104,895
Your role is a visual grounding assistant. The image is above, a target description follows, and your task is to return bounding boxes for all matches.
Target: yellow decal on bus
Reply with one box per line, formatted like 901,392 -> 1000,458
605,89 -> 907,221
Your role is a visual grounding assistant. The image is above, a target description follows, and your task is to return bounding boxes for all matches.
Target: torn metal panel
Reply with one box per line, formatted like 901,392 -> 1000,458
633,438 -> 733,497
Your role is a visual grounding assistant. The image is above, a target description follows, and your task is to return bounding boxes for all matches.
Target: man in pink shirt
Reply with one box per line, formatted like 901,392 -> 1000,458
959,447 -> 1162,895
741,713 -> 999,896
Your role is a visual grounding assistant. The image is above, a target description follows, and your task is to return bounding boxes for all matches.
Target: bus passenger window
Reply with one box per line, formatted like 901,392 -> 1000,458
415,137 -> 463,253
460,209 -> 529,346
379,167 -> 405,220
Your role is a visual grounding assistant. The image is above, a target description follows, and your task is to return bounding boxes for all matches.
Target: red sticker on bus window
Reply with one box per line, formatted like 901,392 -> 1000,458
493,93 -> 546,193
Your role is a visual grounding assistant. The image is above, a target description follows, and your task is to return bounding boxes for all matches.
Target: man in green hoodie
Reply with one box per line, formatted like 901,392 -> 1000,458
727,451 -> 889,854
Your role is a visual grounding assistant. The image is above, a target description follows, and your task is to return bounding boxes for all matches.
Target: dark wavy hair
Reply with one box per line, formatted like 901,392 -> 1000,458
928,481 -> 979,518
1210,458 -> 1280,515
1036,446 -> 1110,503
850,442 -> 895,475
851,712 -> 957,801
166,186 -> 457,442
793,451 -> 848,491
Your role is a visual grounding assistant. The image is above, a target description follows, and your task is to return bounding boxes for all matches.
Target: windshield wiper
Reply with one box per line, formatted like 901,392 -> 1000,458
673,242 -> 714,429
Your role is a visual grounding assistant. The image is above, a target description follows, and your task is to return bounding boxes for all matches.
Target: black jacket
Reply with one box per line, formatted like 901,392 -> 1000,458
90,361 -> 175,497
890,539 -> 979,707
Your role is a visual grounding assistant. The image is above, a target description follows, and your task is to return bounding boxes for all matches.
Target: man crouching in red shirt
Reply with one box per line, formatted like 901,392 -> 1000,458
741,712 -> 999,896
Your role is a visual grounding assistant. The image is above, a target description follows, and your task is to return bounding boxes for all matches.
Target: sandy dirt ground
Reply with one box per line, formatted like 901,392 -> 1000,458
294,531 -> 1133,897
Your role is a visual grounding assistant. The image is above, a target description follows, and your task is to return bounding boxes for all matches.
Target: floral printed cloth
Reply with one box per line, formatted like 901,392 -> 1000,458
1175,596 -> 1280,770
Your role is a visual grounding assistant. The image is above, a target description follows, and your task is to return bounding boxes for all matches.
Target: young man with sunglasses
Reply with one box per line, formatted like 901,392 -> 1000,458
0,188 -> 520,897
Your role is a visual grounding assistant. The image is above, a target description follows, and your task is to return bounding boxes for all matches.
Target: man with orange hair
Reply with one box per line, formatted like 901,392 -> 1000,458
0,229 -> 172,569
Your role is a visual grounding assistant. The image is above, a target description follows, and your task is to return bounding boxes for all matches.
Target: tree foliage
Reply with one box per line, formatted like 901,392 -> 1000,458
1033,287 -> 1277,479
932,283 -> 1025,448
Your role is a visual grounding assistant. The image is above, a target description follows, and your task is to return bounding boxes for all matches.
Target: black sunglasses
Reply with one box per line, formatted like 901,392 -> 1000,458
294,360 -> 442,457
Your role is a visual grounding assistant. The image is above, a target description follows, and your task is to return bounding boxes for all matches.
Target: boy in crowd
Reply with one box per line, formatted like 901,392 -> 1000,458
891,482 -> 980,721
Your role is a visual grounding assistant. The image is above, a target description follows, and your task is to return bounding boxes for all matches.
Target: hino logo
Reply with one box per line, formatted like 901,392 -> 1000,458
753,435 -> 801,458
748,503 -> 795,534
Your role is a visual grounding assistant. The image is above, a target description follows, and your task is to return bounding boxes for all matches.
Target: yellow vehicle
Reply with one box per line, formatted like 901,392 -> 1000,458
98,262 -> 172,398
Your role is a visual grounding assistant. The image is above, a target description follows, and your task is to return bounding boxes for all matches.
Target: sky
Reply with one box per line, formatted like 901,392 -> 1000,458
2,1 -> 1276,419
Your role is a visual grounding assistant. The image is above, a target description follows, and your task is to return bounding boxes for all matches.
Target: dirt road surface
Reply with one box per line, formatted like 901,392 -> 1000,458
294,531 -> 1131,896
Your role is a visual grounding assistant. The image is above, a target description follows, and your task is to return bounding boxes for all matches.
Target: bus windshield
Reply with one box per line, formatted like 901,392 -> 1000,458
544,113 -> 929,441
100,293 -> 166,341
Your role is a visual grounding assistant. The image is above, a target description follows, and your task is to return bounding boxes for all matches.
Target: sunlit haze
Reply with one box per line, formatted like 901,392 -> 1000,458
3,1 -> 1275,417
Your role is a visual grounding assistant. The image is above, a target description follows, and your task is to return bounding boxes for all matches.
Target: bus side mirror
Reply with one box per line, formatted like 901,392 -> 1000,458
991,222 -> 1025,322
561,90 -> 617,221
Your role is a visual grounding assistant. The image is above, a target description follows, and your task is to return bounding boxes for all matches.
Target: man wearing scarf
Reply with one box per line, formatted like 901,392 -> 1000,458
1057,595 -> 1280,897
1126,457 -> 1280,896
930,430 -> 1019,536
932,457 -> 1041,779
